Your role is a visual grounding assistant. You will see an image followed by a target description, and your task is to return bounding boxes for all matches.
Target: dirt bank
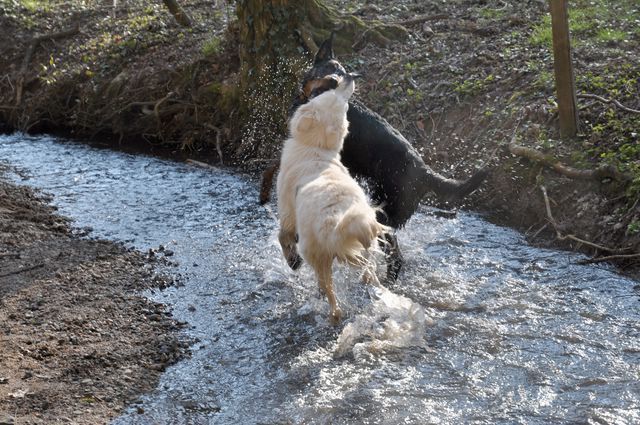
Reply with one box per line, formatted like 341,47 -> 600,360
0,165 -> 189,424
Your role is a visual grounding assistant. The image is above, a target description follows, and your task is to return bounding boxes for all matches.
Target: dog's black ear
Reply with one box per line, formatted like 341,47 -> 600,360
314,33 -> 335,64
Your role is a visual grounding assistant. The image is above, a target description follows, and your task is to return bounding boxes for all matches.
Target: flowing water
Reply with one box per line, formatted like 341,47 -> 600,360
1,134 -> 639,425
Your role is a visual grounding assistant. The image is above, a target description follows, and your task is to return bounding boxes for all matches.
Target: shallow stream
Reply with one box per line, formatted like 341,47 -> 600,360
1,134 -> 638,424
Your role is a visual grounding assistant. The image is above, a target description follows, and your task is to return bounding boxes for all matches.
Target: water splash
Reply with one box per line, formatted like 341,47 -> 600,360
336,285 -> 431,358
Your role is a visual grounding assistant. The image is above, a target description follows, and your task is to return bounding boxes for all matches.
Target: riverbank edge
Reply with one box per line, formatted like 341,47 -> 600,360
0,165 -> 190,424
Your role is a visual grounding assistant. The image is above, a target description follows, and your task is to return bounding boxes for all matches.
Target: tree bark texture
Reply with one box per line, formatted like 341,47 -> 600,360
550,0 -> 578,138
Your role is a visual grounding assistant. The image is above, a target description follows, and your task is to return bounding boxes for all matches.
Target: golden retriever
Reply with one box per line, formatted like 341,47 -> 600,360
276,74 -> 388,324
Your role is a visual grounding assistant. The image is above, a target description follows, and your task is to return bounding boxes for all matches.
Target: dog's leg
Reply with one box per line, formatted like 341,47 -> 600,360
259,160 -> 280,205
315,258 -> 342,325
278,226 -> 303,270
360,251 -> 380,286
382,231 -> 403,282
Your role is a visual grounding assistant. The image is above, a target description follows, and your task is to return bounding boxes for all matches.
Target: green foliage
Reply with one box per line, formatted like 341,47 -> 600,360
529,0 -> 639,48
628,220 -> 640,235
534,69 -> 553,91
202,36 -> 222,57
479,7 -> 506,20
529,15 -> 552,47
454,74 -> 496,97
596,28 -> 628,43
405,87 -> 423,101
404,62 -> 418,72
18,0 -> 51,13
578,64 -> 640,193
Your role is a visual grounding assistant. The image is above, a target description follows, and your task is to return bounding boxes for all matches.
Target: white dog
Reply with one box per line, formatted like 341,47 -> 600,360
276,74 -> 388,324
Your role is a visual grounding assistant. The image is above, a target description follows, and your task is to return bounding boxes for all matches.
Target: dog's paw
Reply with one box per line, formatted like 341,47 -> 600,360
287,253 -> 303,270
361,268 -> 380,285
329,307 -> 343,326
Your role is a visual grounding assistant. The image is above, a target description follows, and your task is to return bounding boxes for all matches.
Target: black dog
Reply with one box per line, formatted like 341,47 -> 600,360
261,35 -> 488,280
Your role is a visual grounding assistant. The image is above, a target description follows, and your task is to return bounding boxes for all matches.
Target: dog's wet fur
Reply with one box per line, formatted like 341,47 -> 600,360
263,34 -> 489,281
277,74 -> 388,324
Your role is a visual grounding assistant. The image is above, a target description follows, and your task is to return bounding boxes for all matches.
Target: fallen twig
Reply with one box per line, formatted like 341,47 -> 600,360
205,124 -> 224,165
577,252 -> 640,265
577,93 -> 640,115
0,263 -> 44,278
398,14 -> 449,26
186,158 -> 215,169
540,185 -> 629,254
509,143 -> 631,182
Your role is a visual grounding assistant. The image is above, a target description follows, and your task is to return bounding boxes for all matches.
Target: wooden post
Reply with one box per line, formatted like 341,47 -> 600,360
550,0 -> 578,138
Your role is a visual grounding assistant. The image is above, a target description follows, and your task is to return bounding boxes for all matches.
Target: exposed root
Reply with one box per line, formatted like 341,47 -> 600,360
398,14 -> 449,26
540,185 -> 632,256
205,124 -> 224,165
578,93 -> 640,115
577,252 -> 640,265
16,25 -> 80,106
509,143 -> 631,182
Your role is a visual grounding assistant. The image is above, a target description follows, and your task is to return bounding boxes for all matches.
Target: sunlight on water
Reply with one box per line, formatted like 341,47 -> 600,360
1,134 -> 639,425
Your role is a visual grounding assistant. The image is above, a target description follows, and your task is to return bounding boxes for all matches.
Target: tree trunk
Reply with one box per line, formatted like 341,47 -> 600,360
550,0 -> 578,138
162,0 -> 192,27
234,0 -> 407,159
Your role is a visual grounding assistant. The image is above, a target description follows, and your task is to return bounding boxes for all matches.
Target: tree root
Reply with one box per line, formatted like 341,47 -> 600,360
205,124 -> 224,164
509,142 -> 631,183
161,0 -> 193,27
540,185 -> 634,258
577,252 -> 640,265
578,93 -> 640,115
398,14 -> 449,26
16,25 -> 80,106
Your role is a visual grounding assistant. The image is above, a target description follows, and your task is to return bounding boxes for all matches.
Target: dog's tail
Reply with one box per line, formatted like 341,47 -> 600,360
332,206 -> 389,265
421,165 -> 490,201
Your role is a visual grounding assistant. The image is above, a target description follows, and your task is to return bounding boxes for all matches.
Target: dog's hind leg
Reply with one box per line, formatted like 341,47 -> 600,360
314,257 -> 342,325
382,231 -> 403,282
259,160 -> 280,205
278,223 -> 303,270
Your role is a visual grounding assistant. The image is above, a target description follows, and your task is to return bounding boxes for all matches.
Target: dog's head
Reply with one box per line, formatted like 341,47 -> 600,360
301,35 -> 346,98
292,34 -> 359,112
289,73 -> 357,151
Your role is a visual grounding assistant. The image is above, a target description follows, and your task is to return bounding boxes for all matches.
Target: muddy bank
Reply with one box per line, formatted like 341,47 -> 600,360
0,167 -> 189,424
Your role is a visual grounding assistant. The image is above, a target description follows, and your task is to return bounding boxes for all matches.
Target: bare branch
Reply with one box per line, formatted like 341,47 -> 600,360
540,185 -> 630,254
509,143 -> 631,182
397,14 -> 449,26
16,25 -> 80,105
578,93 -> 640,114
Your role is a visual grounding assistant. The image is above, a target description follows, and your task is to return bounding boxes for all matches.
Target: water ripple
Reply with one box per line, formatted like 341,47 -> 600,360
1,133 -> 638,425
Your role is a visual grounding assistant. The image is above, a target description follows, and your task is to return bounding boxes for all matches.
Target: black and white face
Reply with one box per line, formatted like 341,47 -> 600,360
301,59 -> 346,100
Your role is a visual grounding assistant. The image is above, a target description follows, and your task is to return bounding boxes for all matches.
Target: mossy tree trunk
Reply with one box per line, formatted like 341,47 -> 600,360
234,0 -> 407,160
